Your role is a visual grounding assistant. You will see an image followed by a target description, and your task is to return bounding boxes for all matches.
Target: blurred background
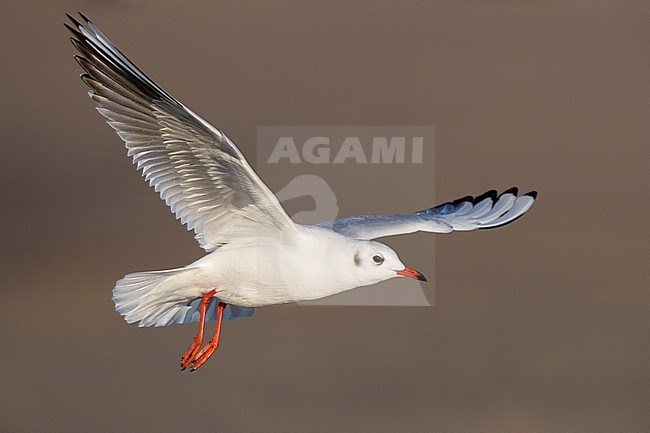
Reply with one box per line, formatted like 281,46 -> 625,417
1,1 -> 648,432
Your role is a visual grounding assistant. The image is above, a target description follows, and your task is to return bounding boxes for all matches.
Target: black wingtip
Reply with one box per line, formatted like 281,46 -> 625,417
78,12 -> 92,25
64,22 -> 81,37
479,213 -> 528,230
66,13 -> 83,29
500,186 -> 519,197
65,14 -> 85,43
479,189 -> 537,231
473,189 -> 497,204
452,195 -> 473,206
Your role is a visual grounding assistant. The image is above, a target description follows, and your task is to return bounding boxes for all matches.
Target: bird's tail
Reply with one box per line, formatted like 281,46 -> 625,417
113,268 -> 254,327
113,268 -> 196,327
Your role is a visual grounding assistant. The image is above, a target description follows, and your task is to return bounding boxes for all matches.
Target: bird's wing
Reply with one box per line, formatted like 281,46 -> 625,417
316,188 -> 537,240
66,14 -> 296,251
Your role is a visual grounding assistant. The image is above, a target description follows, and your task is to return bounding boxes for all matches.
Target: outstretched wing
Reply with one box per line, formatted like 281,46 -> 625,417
317,188 -> 537,240
66,13 -> 296,251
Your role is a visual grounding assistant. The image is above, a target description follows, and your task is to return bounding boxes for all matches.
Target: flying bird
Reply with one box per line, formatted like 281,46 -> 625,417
65,13 -> 537,371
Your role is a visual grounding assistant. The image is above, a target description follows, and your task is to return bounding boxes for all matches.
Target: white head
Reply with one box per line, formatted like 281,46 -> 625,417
276,228 -> 427,301
350,240 -> 427,287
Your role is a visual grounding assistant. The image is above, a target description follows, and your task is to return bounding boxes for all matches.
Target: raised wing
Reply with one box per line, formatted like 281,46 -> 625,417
66,13 -> 296,251
317,188 -> 537,240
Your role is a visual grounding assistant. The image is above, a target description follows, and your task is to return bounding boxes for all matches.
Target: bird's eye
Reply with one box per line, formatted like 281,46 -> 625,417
372,254 -> 384,265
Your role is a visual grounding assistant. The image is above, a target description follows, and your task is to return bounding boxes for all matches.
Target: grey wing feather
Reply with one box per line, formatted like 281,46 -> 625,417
318,188 -> 537,240
184,299 -> 254,324
66,14 -> 296,251
145,299 -> 254,327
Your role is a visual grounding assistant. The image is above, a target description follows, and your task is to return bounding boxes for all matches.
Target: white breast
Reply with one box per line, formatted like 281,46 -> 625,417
188,227 -> 363,307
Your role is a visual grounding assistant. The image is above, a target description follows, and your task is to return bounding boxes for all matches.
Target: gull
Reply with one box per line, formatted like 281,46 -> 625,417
65,13 -> 537,371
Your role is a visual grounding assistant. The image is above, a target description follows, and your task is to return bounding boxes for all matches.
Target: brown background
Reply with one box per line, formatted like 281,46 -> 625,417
1,1 -> 648,432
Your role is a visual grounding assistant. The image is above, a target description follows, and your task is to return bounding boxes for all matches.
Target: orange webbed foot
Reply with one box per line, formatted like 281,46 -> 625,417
178,289 -> 216,371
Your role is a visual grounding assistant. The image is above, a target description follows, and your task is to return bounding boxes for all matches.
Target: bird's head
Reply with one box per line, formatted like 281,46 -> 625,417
352,240 -> 427,286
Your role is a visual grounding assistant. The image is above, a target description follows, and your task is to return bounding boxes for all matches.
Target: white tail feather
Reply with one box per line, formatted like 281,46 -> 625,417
113,268 -> 196,327
113,268 -> 254,327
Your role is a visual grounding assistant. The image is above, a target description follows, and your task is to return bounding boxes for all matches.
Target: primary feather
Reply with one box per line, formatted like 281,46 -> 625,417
66,13 -> 296,252
317,188 -> 537,240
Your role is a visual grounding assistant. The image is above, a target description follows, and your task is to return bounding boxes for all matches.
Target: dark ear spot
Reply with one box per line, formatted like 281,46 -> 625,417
354,252 -> 361,267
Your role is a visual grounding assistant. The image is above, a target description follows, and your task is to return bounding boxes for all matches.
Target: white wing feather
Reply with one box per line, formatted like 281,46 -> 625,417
67,14 -> 296,251
317,188 -> 537,240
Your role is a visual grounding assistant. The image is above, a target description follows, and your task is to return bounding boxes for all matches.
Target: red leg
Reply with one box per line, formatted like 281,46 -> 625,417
180,289 -> 216,370
190,301 -> 227,371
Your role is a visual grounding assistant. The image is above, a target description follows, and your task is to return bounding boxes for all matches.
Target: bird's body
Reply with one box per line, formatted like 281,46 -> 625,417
114,225 -> 409,327
201,226 -> 377,306
66,13 -> 537,370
